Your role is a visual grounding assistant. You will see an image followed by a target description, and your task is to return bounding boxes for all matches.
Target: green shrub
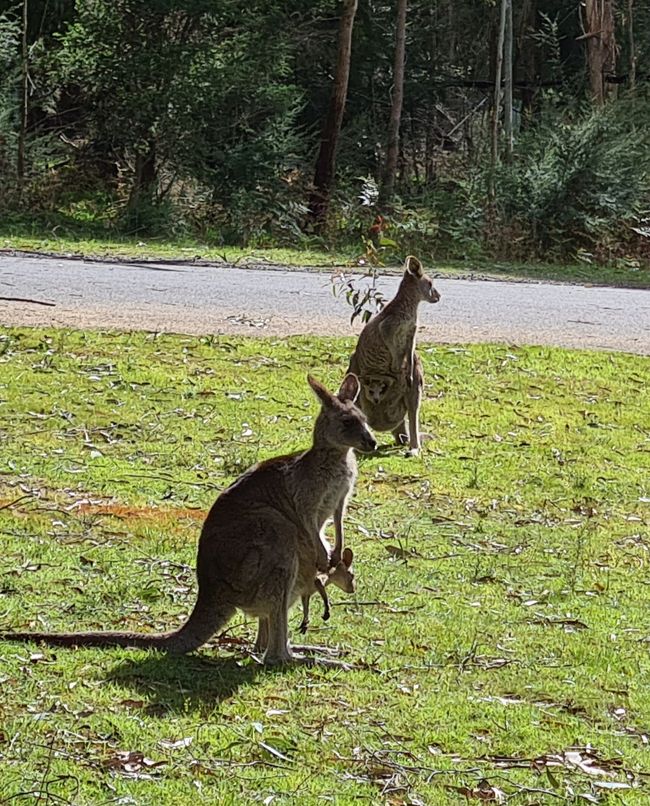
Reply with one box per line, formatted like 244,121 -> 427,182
493,101 -> 650,259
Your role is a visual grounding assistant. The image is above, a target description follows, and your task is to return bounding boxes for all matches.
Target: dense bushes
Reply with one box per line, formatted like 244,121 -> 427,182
491,103 -> 650,261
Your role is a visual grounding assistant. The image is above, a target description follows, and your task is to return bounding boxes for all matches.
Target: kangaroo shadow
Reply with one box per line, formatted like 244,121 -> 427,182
106,643 -> 265,717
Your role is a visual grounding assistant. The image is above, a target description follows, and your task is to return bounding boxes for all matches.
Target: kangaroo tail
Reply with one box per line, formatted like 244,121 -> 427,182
0,588 -> 235,655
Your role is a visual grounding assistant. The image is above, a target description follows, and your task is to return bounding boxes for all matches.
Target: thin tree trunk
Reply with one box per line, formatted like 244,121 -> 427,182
17,0 -> 28,190
517,0 -> 538,126
447,0 -> 455,63
307,0 -> 358,230
409,110 -> 420,184
128,141 -> 157,210
583,0 -> 617,105
488,0 -> 507,201
379,0 -> 408,207
504,0 -> 514,163
627,0 -> 636,91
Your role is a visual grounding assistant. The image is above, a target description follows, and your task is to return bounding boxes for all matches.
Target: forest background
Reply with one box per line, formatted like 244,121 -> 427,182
1,0 -> 649,272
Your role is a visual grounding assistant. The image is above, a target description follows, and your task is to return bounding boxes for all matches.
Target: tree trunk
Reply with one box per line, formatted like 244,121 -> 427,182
488,0 -> 507,202
516,0 -> 538,126
379,0 -> 408,207
128,141 -> 157,210
447,0 -> 455,64
627,0 -> 636,91
583,0 -> 617,105
307,0 -> 359,230
17,0 -> 28,190
503,0 -> 514,163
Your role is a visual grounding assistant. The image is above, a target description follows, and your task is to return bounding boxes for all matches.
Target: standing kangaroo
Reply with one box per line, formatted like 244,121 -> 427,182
348,255 -> 440,455
0,375 -> 377,666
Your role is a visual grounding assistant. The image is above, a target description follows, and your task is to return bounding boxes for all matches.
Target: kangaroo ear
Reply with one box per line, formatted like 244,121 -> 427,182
308,374 -> 335,408
337,373 -> 360,403
342,547 -> 354,567
405,255 -> 423,278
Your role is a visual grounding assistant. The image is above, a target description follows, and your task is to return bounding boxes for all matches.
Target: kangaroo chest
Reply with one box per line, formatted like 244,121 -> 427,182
358,318 -> 416,376
296,459 -> 356,530
315,470 -> 355,523
391,320 -> 416,354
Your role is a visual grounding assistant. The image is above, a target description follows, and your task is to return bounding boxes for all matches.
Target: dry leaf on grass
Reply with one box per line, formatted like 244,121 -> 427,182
159,736 -> 193,750
105,750 -> 166,779
447,779 -> 506,803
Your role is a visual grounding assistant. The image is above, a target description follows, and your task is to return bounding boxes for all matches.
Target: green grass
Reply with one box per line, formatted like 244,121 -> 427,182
0,327 -> 649,804
2,226 -> 650,288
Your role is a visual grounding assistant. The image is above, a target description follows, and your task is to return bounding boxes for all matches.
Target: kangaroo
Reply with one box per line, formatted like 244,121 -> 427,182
362,374 -> 395,406
0,375 -> 377,666
299,547 -> 355,634
348,255 -> 440,455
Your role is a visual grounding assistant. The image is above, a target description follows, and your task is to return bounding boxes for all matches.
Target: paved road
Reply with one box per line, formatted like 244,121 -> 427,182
1,254 -> 649,353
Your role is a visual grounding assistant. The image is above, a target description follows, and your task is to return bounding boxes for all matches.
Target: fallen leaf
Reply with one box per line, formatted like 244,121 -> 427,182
105,750 -> 166,779
385,544 -> 421,560
120,699 -> 146,709
259,741 -> 292,763
159,737 -> 193,750
564,750 -> 614,777
593,781 -> 631,790
447,779 -> 506,802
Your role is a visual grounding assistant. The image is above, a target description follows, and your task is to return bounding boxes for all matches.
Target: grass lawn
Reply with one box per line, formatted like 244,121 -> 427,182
2,227 -> 650,289
0,327 -> 649,804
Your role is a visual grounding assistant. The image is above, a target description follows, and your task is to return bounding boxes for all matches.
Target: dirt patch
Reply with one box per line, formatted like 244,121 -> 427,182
0,496 -> 207,524
70,502 -> 207,523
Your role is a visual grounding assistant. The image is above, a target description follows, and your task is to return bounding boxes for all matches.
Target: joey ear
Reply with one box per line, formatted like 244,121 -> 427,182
342,547 -> 353,567
405,255 -> 423,278
337,373 -> 360,403
307,374 -> 335,408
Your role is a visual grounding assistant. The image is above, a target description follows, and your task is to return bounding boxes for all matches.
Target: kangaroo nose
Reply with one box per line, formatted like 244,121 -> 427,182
366,435 -> 378,452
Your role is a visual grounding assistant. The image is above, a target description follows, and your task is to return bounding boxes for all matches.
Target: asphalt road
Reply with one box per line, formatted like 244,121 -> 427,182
1,254 -> 649,354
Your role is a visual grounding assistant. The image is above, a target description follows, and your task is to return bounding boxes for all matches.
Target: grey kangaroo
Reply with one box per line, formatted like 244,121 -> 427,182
348,255 -> 440,456
299,547 -> 355,634
0,375 -> 376,666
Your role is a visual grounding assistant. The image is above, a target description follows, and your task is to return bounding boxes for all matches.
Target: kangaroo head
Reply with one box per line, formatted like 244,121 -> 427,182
320,547 -> 355,594
363,375 -> 394,405
404,255 -> 440,304
308,374 -> 377,453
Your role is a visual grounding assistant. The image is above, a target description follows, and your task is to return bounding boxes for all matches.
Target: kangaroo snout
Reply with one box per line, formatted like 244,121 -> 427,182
361,433 -> 378,453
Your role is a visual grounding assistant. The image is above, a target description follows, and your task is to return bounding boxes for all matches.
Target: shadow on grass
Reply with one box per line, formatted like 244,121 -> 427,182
107,649 -> 264,716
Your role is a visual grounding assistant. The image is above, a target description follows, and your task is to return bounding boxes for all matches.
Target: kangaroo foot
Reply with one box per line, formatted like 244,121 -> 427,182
290,654 -> 356,670
255,650 -> 294,667
291,643 -> 342,656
